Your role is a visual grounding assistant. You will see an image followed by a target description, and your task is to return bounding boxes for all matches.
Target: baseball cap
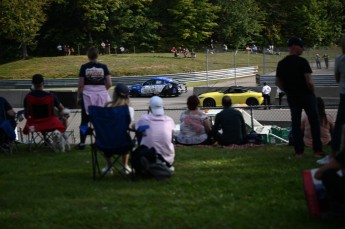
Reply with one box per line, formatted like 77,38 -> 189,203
287,37 -> 304,48
32,74 -> 44,85
115,83 -> 129,98
149,96 -> 164,116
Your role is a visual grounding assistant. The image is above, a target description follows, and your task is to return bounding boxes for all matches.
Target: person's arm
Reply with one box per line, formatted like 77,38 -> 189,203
58,103 -> 65,113
105,75 -> 112,90
6,109 -> 15,117
212,114 -> 220,135
304,73 -> 315,93
275,77 -> 283,89
315,159 -> 343,180
240,115 -> 247,136
77,77 -> 84,106
203,117 -> 212,133
3,98 -> 15,117
335,72 -> 340,83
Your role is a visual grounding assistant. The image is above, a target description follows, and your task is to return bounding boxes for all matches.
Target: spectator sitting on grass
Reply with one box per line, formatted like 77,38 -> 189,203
301,97 -> 334,153
175,95 -> 212,145
212,96 -> 247,145
315,124 -> 345,207
133,96 -> 175,174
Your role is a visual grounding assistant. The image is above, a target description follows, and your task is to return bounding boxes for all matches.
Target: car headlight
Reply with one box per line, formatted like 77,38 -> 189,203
168,84 -> 172,89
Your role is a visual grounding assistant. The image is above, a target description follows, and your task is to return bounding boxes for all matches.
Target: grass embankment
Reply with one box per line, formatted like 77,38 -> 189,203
0,47 -> 340,80
0,144 -> 343,228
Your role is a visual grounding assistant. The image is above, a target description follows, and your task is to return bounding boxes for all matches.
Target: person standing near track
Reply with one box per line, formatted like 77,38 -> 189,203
77,47 -> 112,150
275,37 -> 323,157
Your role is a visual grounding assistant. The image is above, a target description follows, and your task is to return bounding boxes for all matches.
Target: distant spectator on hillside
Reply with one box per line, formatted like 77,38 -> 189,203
223,44 -> 228,52
316,54 -> 321,69
171,47 -> 178,57
252,45 -> 258,54
323,54 -> 329,69
101,42 -> 106,55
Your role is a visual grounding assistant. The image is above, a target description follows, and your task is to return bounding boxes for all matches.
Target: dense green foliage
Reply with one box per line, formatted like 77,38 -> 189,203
0,0 -> 344,60
0,144 -> 343,228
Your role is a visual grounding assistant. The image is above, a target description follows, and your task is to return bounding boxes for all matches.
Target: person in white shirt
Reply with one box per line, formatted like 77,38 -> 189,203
262,82 -> 271,109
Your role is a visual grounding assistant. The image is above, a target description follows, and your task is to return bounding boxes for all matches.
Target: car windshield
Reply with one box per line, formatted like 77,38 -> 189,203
171,80 -> 179,84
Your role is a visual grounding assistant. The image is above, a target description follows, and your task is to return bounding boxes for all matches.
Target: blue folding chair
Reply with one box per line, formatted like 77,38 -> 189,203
88,105 -> 135,180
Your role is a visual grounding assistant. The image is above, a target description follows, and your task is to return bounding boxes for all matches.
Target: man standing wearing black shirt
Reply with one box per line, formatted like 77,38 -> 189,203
275,37 -> 323,157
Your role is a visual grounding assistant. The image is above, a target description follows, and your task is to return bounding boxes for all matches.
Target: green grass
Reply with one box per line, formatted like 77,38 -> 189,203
0,47 -> 341,80
0,144 -> 343,228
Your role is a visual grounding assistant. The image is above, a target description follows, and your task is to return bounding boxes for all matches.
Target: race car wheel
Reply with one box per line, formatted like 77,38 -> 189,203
172,87 -> 179,97
246,98 -> 259,106
130,89 -> 139,97
203,98 -> 216,107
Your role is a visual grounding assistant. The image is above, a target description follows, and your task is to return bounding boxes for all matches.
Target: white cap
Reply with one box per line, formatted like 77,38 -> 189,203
149,96 -> 164,116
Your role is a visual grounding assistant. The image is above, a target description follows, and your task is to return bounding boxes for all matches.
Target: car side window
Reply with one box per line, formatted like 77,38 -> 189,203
234,89 -> 244,94
226,88 -> 234,93
156,80 -> 163,85
143,80 -> 153,86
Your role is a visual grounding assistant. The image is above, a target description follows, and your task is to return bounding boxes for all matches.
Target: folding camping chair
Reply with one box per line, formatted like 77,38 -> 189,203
88,105 -> 135,180
23,94 -> 66,152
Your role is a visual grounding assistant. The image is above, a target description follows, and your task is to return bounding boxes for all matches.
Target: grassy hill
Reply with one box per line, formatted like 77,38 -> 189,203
0,47 -> 340,80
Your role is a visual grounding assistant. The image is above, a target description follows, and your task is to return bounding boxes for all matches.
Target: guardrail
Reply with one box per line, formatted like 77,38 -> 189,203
0,66 -> 258,89
258,74 -> 337,86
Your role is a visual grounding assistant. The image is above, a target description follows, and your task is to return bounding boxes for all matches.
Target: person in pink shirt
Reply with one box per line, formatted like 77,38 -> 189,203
135,96 -> 175,168
301,97 -> 334,148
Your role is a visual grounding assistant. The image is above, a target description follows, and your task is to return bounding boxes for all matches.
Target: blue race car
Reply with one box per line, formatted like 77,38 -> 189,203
129,77 -> 187,97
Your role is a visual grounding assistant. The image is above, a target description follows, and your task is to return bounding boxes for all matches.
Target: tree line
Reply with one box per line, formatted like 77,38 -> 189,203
0,0 -> 344,60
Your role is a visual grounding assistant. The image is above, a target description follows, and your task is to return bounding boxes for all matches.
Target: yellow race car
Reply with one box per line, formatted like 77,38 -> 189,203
198,86 -> 264,107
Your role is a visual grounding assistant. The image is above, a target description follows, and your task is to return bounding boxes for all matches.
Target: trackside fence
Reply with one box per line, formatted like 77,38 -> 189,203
16,104 -> 339,146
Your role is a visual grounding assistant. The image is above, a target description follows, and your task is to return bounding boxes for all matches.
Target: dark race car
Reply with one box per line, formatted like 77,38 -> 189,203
129,77 -> 187,97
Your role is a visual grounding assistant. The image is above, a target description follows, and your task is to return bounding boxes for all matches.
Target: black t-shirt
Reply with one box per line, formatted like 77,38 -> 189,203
79,62 -> 110,86
276,55 -> 313,97
213,107 -> 246,145
23,90 -> 61,116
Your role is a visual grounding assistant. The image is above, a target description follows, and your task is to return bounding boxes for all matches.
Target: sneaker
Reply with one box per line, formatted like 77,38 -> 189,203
313,152 -> 325,158
316,155 -> 330,165
169,166 -> 175,173
76,143 -> 85,150
101,167 -> 113,175
122,165 -> 132,175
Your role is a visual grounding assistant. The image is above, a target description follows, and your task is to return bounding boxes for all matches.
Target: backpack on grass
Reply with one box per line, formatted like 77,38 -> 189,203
131,145 -> 173,180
